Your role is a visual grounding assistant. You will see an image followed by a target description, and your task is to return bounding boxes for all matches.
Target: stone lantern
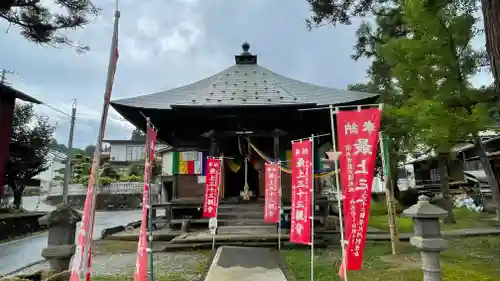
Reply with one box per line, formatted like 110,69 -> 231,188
38,204 -> 82,273
402,195 -> 448,281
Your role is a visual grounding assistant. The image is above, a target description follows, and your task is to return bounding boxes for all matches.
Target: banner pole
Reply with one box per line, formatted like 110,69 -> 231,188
212,156 -> 223,250
278,160 -> 282,250
146,119 -> 154,281
379,131 -> 399,255
329,105 -> 349,281
310,135 -> 315,281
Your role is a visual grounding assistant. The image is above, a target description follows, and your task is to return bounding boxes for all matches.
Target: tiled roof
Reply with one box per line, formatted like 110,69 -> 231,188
111,43 -> 377,109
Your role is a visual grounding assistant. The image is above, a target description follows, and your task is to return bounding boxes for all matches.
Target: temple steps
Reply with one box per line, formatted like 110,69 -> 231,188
217,202 -> 267,227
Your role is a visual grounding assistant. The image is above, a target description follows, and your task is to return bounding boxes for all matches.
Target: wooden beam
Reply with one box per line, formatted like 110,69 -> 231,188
200,129 -> 287,138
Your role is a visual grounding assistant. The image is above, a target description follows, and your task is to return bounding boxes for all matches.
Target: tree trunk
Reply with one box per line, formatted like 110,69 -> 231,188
12,185 -> 24,209
473,135 -> 500,221
438,152 -> 455,224
481,0 -> 500,91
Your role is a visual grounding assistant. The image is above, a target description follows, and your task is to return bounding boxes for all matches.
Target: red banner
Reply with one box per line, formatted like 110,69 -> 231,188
290,140 -> 313,245
264,163 -> 281,223
202,158 -> 221,218
337,108 -> 381,270
134,127 -> 157,281
70,159 -> 98,281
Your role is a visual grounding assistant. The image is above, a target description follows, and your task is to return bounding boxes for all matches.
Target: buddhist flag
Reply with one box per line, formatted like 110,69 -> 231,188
172,151 -> 206,175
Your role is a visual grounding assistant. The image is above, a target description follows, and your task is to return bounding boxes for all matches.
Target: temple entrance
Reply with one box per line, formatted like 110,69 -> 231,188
220,136 -> 270,200
224,159 -> 260,198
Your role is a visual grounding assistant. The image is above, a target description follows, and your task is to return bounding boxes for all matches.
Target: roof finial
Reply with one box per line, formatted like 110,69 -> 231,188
241,42 -> 250,54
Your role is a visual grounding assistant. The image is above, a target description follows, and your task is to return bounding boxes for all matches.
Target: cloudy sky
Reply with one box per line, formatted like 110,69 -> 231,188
0,0 -> 492,149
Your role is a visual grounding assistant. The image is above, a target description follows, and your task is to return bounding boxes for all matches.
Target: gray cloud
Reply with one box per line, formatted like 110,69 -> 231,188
0,0 -> 491,148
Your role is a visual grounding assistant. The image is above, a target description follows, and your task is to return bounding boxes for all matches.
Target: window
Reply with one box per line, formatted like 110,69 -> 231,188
464,160 -> 483,171
430,168 -> 440,182
126,146 -> 146,161
126,147 -> 133,161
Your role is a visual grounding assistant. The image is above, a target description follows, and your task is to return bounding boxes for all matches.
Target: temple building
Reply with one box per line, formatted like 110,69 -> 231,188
0,83 -> 42,198
111,42 -> 378,205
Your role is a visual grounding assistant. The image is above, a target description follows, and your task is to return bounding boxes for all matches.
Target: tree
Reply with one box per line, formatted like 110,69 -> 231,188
346,3 -> 412,202
481,0 -> 500,91
48,138 -> 67,152
130,128 -> 145,141
84,145 -> 95,157
307,0 -> 500,222
0,0 -> 99,53
5,103 -> 54,209
306,0 -> 500,118
380,0 -> 496,223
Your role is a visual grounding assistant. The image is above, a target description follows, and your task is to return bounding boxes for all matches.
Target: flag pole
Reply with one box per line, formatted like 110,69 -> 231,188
79,4 -> 120,281
379,131 -> 399,255
329,105 -> 348,281
310,135 -> 315,281
146,118 -> 155,281
212,156 -> 223,250
277,160 -> 282,250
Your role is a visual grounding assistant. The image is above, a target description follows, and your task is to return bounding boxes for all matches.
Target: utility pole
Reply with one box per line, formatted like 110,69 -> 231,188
0,69 -> 15,84
62,99 -> 77,204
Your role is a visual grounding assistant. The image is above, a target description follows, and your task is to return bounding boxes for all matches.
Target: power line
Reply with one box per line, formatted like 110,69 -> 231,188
42,103 -> 71,117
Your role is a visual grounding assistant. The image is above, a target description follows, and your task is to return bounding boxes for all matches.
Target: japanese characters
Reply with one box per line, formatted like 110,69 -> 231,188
202,158 -> 222,218
264,163 -> 281,223
337,108 -> 381,270
290,140 -> 313,245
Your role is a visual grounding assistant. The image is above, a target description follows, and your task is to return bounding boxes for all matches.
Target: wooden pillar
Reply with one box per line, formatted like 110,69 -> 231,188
0,95 -> 15,198
273,134 -> 280,161
209,136 -> 218,156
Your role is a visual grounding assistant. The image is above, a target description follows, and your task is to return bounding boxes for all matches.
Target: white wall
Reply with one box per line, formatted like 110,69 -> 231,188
161,151 -> 173,176
109,144 -> 133,162
33,150 -> 66,189
110,143 -> 169,163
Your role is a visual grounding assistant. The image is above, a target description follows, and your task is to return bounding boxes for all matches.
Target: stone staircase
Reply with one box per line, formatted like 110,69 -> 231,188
217,201 -> 277,234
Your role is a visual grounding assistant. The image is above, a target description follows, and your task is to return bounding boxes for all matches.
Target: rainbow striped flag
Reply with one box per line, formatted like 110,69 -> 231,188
172,151 -> 207,175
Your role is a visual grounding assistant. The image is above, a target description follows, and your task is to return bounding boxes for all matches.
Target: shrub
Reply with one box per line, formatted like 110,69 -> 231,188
79,175 -> 114,186
398,188 -> 420,208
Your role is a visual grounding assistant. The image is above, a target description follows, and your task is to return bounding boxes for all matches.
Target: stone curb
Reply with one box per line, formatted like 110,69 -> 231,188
0,260 -> 44,279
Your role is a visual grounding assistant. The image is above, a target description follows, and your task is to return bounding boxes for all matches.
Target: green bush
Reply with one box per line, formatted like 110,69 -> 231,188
79,175 -> 114,186
398,188 -> 420,208
370,201 -> 404,216
120,175 -> 142,182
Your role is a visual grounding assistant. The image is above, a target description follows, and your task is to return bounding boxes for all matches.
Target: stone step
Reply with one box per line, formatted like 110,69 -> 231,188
217,211 -> 264,219
220,218 -> 270,226
218,204 -> 264,212
161,241 -> 328,251
217,225 -> 277,234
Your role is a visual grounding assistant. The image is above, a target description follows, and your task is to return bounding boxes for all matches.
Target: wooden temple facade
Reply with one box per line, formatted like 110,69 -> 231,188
111,43 -> 379,211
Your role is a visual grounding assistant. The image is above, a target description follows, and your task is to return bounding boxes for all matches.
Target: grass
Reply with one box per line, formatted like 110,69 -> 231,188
368,202 -> 498,233
283,235 -> 500,281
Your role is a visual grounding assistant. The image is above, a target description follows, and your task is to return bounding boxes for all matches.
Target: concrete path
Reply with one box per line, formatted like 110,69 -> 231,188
204,246 -> 287,281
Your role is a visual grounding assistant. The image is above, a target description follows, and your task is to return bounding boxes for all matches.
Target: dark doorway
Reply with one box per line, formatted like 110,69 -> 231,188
219,136 -> 269,200
225,160 -> 259,198
162,181 -> 173,202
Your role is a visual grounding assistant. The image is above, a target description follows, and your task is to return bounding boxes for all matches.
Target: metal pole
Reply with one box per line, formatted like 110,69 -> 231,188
146,119 -> 154,281
80,7 -> 120,281
379,132 -> 398,255
278,160 -> 282,250
310,136 -> 315,281
329,105 -> 348,281
212,156 -> 223,250
62,99 -> 77,204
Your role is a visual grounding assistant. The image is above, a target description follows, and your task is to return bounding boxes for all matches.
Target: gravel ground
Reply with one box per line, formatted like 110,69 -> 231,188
3,252 -> 209,280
